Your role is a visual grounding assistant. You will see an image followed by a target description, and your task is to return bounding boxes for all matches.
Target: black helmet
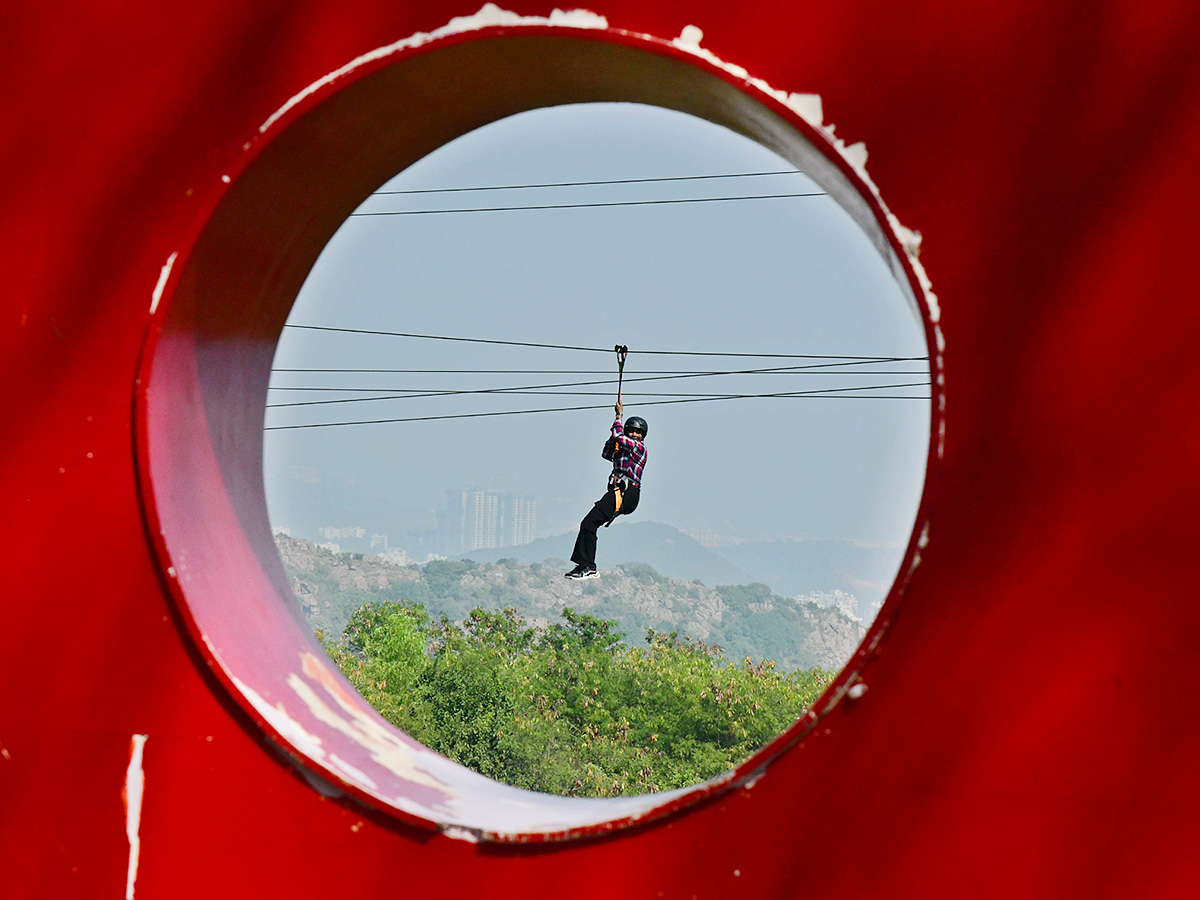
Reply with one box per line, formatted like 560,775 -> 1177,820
624,416 -> 648,437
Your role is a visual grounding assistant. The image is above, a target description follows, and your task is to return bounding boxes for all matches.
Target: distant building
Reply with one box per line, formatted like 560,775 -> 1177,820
798,589 -> 860,621
438,489 -> 537,555
316,542 -> 341,554
319,525 -> 365,541
378,548 -> 410,566
505,494 -> 537,547
471,490 -> 500,550
438,489 -> 470,556
370,533 -> 388,551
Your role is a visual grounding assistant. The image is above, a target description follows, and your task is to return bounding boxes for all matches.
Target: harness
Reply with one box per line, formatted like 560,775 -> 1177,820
605,474 -> 630,527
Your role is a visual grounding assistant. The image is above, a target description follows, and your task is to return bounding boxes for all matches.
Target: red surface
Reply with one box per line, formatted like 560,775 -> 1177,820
3,2 -> 1200,897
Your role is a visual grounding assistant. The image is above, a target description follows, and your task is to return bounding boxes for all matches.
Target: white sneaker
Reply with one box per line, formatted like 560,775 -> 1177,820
564,565 -> 598,580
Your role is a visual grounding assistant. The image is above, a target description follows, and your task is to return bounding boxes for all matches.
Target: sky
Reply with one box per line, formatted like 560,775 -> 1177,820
264,102 -> 931,551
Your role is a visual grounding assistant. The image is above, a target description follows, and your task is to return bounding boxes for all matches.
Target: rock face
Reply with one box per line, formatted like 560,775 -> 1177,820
797,605 -> 870,670
276,536 -> 420,592
275,536 -> 866,672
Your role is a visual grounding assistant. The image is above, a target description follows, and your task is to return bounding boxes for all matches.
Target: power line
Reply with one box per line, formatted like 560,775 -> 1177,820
272,383 -> 929,403
265,364 -> 930,409
350,191 -> 826,218
264,387 -> 931,431
281,324 -> 926,361
266,329 -> 932,425
267,373 -> 931,393
269,361 -> 926,376
283,324 -> 605,354
370,170 -> 806,196
271,368 -> 626,375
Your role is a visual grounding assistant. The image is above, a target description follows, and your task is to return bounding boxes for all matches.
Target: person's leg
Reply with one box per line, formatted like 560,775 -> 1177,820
570,491 -> 616,569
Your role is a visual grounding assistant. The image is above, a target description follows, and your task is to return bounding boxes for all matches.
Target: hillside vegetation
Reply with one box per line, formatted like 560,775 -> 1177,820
324,602 -> 836,796
276,536 -> 865,671
277,535 -> 859,796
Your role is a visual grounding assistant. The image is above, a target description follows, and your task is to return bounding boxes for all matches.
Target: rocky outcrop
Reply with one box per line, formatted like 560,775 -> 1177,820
274,536 -> 865,671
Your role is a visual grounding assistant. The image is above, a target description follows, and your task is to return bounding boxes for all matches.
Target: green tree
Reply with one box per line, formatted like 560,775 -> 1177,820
326,599 -> 836,798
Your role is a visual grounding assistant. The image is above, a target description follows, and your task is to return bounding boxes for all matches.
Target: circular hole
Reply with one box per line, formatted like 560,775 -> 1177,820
135,25 -> 941,840
264,102 -> 931,798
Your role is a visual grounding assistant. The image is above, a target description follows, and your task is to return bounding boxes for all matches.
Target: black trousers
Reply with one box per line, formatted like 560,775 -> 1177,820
570,484 -> 640,569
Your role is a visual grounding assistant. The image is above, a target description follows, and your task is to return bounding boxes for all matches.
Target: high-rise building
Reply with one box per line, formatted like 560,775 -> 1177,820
438,488 -> 537,554
470,489 -> 500,550
504,494 -> 537,547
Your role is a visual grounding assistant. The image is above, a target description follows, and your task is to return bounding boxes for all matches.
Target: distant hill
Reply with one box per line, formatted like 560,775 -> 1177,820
717,538 -> 904,598
458,520 -> 755,587
275,536 -> 864,671
461,521 -> 903,614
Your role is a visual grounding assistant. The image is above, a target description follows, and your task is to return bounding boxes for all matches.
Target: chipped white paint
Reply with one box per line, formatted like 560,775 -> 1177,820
231,674 -> 327,761
204,8 -> 944,836
841,141 -> 868,171
231,659 -> 447,797
329,753 -> 378,789
441,825 -> 483,843
224,650 -> 705,838
670,25 -> 826,128
149,252 -> 176,315
259,4 -> 608,134
123,734 -> 148,900
290,654 -> 449,791
659,22 -> 943,399
253,5 -> 941,384
889,217 -> 923,258
787,93 -> 824,128
0,740 -> 11,762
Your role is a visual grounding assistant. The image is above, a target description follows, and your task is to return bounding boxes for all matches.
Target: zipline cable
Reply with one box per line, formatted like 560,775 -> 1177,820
282,324 -> 928,361
370,170 -> 808,196
265,375 -> 931,407
350,192 -> 826,217
285,324 -> 604,354
269,362 -> 921,375
271,384 -> 930,403
265,362 -> 929,409
264,386 -> 932,431
267,372 -> 932,394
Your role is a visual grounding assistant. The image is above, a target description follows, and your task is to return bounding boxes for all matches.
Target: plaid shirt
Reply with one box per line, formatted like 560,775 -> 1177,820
604,415 -> 647,487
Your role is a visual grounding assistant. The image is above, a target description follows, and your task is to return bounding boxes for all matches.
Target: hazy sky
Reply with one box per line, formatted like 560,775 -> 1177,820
264,103 -> 930,547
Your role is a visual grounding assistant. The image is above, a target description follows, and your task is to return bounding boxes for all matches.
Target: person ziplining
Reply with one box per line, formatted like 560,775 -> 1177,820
565,346 -> 648,580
